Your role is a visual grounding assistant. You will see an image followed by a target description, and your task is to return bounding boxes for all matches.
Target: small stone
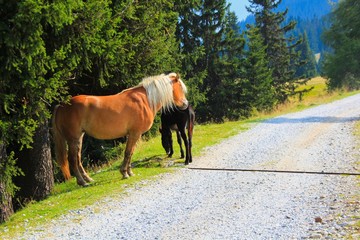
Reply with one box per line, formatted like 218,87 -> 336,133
315,217 -> 323,223
309,233 -> 323,239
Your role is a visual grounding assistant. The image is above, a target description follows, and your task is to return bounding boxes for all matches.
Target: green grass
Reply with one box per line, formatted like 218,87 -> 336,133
258,77 -> 360,118
1,77 -> 359,239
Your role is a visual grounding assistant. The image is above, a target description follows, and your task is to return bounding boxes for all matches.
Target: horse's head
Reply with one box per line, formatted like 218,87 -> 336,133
159,127 -> 173,156
168,73 -> 188,110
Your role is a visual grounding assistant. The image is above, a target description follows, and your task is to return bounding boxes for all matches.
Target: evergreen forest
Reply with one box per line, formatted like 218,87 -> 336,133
239,0 -> 338,73
1,0 -> 359,222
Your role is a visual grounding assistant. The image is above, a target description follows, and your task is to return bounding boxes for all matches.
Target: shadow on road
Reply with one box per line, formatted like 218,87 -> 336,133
266,116 -> 360,124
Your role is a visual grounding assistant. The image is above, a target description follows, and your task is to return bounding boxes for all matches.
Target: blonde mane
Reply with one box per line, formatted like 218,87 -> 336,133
138,73 -> 187,112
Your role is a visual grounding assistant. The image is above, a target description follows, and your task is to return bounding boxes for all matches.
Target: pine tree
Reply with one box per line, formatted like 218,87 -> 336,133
195,0 -> 228,122
175,0 -> 220,122
294,32 -> 317,79
323,0 -> 360,90
215,10 -> 248,120
176,0 -> 247,122
245,25 -> 275,112
247,0 -> 304,103
174,0 -> 207,111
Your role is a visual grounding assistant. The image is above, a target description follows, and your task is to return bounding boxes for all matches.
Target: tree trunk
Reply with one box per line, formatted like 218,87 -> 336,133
0,142 -> 14,223
15,120 -> 54,204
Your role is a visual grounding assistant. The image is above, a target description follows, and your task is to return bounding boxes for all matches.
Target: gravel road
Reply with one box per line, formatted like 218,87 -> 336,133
21,94 -> 360,240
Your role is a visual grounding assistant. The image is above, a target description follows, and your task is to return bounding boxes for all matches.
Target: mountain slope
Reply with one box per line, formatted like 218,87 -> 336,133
239,0 -> 339,57
276,0 -> 338,19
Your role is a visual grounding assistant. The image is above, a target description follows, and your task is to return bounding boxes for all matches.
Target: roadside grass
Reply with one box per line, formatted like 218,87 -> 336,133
1,77 -> 359,238
260,77 -> 359,118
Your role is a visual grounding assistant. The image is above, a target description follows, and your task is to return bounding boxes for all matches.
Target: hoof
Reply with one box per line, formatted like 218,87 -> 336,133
127,167 -> 135,177
77,180 -> 88,186
121,171 -> 129,179
84,177 -> 94,183
120,167 -> 129,178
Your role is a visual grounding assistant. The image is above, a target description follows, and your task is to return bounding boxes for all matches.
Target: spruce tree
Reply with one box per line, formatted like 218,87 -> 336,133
196,0 -> 228,122
174,0 -> 207,112
245,25 -> 275,112
176,0 -> 247,122
247,0 -> 304,103
215,10 -> 248,120
294,32 -> 317,79
323,0 -> 360,90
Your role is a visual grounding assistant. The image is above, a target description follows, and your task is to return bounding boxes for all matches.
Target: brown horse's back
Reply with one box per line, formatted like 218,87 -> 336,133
55,87 -> 155,141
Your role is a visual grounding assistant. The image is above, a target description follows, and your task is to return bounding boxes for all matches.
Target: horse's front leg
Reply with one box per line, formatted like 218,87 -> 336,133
188,136 -> 193,163
179,129 -> 190,165
168,131 -> 174,157
176,130 -> 184,158
121,133 -> 141,179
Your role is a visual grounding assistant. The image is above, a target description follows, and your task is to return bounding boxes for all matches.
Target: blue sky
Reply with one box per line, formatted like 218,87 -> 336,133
227,0 -> 251,21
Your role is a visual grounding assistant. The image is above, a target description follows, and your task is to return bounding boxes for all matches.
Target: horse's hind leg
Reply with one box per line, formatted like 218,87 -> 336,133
120,133 -> 141,179
77,136 -> 94,183
68,140 -> 87,186
78,162 -> 94,183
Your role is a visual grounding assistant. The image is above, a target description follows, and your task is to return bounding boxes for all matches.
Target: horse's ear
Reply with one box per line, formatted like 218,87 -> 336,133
168,72 -> 179,82
175,73 -> 180,81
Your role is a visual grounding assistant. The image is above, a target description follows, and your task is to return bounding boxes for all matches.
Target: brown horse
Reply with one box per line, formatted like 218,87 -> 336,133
52,73 -> 188,186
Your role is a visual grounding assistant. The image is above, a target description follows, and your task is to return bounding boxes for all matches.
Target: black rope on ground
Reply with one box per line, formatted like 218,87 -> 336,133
188,167 -> 360,176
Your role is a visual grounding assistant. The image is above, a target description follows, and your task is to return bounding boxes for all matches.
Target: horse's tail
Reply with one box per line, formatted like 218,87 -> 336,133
52,105 -> 71,180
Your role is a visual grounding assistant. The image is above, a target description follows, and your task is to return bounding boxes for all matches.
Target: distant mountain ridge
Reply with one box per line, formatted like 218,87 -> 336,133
239,0 -> 338,25
238,0 -> 339,63
276,0 -> 338,19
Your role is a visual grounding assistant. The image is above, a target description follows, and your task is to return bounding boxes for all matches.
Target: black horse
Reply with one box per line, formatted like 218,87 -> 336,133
160,105 -> 195,165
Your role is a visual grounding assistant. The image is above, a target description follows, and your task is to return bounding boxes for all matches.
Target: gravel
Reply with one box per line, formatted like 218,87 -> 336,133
20,94 -> 360,240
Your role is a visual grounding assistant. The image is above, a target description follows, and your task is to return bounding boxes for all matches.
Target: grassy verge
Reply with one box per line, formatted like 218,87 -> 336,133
1,77 -> 359,238
258,77 -> 359,118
